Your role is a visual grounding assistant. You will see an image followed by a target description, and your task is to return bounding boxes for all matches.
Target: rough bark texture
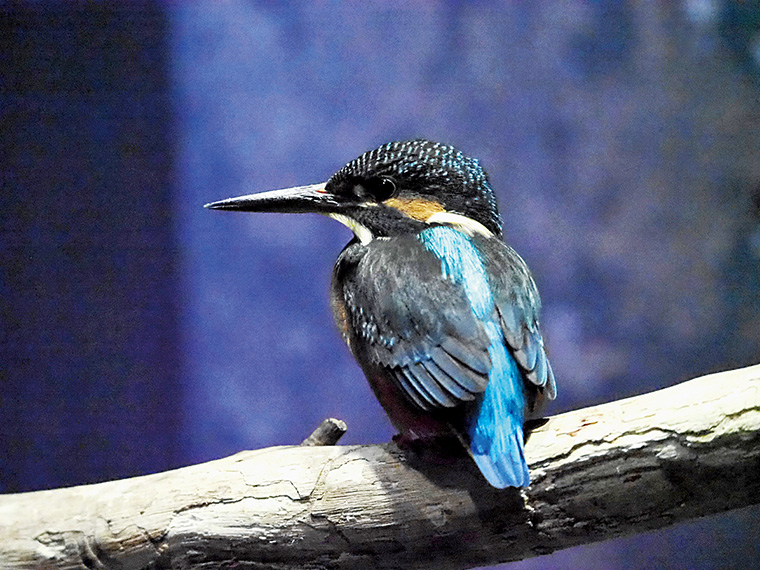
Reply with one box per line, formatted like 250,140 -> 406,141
1,365 -> 758,570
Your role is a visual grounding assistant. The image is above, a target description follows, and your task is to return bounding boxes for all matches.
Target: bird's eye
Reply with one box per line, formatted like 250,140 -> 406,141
369,177 -> 397,201
351,177 -> 397,202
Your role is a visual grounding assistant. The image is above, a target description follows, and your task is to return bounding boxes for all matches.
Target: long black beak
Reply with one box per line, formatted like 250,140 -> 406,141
204,182 -> 339,214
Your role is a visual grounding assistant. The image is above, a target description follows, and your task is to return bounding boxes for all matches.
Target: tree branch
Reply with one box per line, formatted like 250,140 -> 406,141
1,365 -> 759,570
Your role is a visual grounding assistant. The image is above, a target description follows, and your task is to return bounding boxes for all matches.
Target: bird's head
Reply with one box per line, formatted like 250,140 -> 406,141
206,139 -> 503,243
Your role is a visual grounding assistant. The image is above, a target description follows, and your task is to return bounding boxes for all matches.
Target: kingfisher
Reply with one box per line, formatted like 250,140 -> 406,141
206,139 -> 556,488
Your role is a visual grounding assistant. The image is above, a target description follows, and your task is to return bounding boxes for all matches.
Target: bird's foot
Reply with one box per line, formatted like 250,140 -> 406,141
393,431 -> 466,465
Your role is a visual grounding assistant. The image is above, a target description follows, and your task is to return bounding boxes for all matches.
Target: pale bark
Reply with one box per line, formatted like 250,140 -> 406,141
1,364 -> 758,570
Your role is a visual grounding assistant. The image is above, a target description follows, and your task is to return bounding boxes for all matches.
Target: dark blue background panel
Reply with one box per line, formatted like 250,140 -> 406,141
0,3 -> 181,492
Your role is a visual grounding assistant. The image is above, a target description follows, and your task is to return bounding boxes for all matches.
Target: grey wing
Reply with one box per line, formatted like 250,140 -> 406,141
475,235 -> 557,401
334,237 -> 494,412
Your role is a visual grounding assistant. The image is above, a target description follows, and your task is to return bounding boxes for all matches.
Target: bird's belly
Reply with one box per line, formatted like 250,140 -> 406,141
362,363 -> 453,443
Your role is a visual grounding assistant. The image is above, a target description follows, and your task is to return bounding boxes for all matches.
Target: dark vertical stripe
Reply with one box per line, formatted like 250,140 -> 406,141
0,2 -> 180,492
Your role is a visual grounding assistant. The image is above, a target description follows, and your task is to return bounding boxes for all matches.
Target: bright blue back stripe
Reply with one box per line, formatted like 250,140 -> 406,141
418,226 -> 529,488
418,227 -> 494,319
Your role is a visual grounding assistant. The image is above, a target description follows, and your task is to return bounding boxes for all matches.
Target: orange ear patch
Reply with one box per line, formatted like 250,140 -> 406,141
384,196 -> 445,221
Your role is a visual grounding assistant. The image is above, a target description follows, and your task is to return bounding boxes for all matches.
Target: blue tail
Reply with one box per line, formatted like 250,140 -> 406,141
468,324 -> 529,488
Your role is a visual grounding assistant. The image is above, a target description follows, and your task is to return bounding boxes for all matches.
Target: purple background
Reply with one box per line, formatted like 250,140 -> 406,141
2,2 -> 759,568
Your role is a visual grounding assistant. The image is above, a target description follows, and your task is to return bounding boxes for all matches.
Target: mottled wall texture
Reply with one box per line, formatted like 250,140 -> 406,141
2,2 -> 759,569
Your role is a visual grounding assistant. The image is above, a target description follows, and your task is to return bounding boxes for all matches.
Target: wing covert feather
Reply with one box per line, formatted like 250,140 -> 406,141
334,237 -> 491,411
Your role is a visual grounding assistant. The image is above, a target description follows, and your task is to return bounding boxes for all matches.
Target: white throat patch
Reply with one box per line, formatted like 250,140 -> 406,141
328,213 -> 374,245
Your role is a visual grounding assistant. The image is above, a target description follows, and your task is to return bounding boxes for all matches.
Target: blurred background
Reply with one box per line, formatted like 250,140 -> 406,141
2,1 -> 759,568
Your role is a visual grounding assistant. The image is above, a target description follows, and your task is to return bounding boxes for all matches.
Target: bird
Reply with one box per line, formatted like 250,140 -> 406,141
205,139 -> 556,488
